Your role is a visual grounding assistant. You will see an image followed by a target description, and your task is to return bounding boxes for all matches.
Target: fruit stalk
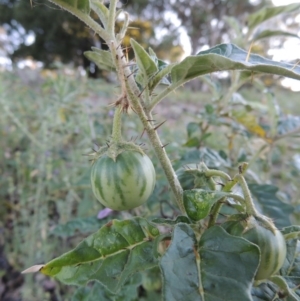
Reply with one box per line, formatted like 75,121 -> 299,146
208,163 -> 248,227
236,174 -> 259,216
111,104 -> 123,143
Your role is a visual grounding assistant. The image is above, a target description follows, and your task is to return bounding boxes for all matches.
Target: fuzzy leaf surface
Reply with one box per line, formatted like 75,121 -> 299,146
171,43 -> 300,86
252,30 -> 299,42
160,224 -> 260,301
49,0 -> 90,14
183,189 -> 230,221
130,39 -> 158,84
247,4 -> 300,31
84,49 -> 115,71
248,184 -> 294,228
25,218 -> 159,293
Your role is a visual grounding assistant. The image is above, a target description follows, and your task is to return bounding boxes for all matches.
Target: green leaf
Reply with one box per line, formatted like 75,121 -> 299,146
251,282 -> 278,301
184,137 -> 201,148
90,0 -> 109,25
49,0 -> 90,14
171,43 -> 300,86
160,224 -> 201,301
130,39 -> 158,84
51,216 -> 108,238
187,122 -> 200,139
277,114 -> 300,135
180,148 -> 229,168
280,226 -> 300,288
270,275 -> 300,301
148,63 -> 173,91
248,184 -> 294,228
160,224 -> 260,301
282,225 -> 300,240
232,110 -> 267,139
84,48 -> 115,71
247,4 -> 300,31
252,30 -> 299,43
24,218 -> 159,293
199,226 -> 260,301
72,274 -> 142,301
151,216 -> 191,225
183,189 -> 229,221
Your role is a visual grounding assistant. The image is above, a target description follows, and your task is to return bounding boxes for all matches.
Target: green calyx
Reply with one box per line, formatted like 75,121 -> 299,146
184,163 -> 217,190
90,140 -> 145,163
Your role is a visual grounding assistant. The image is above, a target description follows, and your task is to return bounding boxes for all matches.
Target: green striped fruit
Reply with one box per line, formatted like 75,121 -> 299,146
91,150 -> 156,211
224,214 -> 286,280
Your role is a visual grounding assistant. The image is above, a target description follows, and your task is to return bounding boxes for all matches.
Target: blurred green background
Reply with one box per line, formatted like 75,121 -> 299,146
1,0 -> 300,300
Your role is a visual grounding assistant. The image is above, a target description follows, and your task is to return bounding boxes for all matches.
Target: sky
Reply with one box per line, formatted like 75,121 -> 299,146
271,0 -> 300,90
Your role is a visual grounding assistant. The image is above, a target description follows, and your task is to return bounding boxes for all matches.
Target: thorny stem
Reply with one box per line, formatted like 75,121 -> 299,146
105,1 -> 185,214
124,76 -> 185,214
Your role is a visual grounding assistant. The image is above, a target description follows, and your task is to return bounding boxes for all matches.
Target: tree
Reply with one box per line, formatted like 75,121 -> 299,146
0,0 -> 269,68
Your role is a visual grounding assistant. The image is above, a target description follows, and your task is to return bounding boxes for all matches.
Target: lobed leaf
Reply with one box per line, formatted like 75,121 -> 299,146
248,184 -> 294,228
23,217 -> 160,293
160,224 -> 260,301
84,48 -> 115,71
171,43 -> 300,86
72,274 -> 142,301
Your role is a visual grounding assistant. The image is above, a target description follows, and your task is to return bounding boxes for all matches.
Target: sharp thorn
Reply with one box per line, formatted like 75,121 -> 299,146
153,120 -> 167,131
138,86 -> 147,97
126,71 -> 135,78
140,128 -> 146,139
161,143 -> 170,149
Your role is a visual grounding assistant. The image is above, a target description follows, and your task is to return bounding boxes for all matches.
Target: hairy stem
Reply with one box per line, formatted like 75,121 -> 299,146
111,105 -> 123,143
236,174 -> 258,216
104,2 -> 185,214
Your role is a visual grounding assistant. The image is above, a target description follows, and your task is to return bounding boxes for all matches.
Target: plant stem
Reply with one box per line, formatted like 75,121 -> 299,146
208,197 -> 226,228
149,81 -> 182,112
236,174 -> 258,216
104,2 -> 185,214
125,78 -> 185,214
204,169 -> 231,182
208,162 -> 248,227
111,105 -> 123,143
